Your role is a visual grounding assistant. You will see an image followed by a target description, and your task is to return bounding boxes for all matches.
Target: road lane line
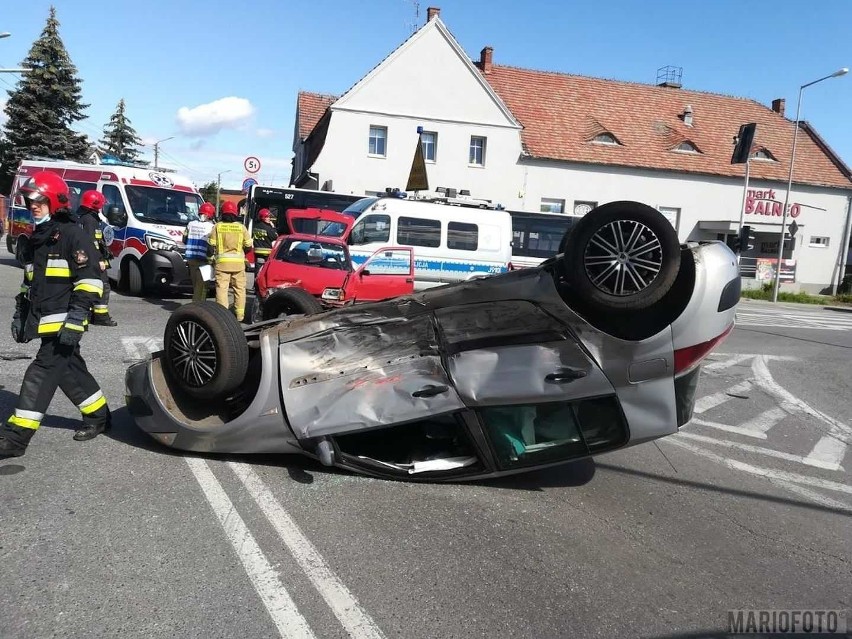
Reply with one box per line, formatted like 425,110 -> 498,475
693,381 -> 752,414
675,432 -> 845,471
185,458 -> 316,639
664,438 -> 852,502
770,479 -> 852,512
703,354 -> 752,372
803,436 -> 848,472
752,356 -> 852,443
738,407 -> 788,436
229,462 -> 386,639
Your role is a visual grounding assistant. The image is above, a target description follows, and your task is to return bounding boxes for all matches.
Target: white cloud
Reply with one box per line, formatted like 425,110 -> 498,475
176,97 -> 256,137
255,128 -> 276,139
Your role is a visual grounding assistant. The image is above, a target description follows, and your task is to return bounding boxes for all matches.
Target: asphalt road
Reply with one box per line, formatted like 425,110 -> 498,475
0,254 -> 850,639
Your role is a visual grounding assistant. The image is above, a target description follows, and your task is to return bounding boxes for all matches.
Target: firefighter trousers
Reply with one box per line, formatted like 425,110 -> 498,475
188,259 -> 210,302
92,268 -> 112,318
3,337 -> 110,437
214,266 -> 247,320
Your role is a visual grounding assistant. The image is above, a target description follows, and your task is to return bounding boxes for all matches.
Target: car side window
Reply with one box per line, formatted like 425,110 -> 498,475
350,214 -> 390,245
102,185 -> 125,214
397,216 -> 440,248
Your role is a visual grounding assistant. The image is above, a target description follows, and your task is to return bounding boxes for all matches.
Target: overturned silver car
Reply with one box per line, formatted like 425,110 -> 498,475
125,202 -> 739,480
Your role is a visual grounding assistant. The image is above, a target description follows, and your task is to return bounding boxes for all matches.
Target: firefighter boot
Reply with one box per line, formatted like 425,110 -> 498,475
0,424 -> 36,458
73,410 -> 112,442
91,314 -> 118,327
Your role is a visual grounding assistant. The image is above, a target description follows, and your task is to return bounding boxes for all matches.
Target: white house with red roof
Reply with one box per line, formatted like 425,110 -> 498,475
291,8 -> 852,293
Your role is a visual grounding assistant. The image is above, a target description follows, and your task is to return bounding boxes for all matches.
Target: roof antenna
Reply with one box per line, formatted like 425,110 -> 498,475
404,0 -> 420,34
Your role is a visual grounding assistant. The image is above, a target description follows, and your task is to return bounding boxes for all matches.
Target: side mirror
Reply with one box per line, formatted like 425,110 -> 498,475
106,205 -> 127,227
360,269 -> 371,277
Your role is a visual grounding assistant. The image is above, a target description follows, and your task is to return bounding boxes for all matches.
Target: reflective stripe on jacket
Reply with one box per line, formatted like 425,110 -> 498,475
210,221 -> 251,265
184,219 -> 214,261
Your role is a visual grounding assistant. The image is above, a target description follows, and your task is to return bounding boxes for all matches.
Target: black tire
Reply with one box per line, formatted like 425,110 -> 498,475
163,302 -> 249,401
126,259 -> 145,296
6,234 -> 15,257
261,287 -> 323,321
559,201 -> 680,311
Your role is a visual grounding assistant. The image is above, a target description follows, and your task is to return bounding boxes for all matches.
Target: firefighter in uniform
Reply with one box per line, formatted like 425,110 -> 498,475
183,201 -> 216,302
77,190 -> 117,326
1,172 -> 111,458
209,200 -> 252,321
251,208 -> 278,271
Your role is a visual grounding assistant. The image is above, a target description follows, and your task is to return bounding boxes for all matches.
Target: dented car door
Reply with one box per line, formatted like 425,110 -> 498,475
278,313 -> 465,439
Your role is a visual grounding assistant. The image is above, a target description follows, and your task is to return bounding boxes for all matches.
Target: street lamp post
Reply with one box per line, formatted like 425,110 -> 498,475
772,67 -> 848,303
216,170 -> 232,212
152,136 -> 175,170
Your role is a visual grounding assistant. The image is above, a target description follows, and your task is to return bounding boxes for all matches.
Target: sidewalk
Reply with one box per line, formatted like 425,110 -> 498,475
738,297 -> 852,313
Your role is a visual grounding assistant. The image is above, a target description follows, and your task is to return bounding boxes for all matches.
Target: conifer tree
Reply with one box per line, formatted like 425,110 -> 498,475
0,6 -> 90,192
99,99 -> 142,162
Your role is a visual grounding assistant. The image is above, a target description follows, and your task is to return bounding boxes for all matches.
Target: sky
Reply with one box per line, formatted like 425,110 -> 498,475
1,0 -> 851,191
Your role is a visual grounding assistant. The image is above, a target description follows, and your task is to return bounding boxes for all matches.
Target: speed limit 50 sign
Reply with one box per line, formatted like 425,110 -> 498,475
244,156 -> 261,174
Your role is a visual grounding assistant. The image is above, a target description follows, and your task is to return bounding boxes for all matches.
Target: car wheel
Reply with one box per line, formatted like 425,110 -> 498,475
126,259 -> 145,296
559,201 -> 680,311
261,287 -> 323,320
6,234 -> 16,258
163,302 -> 249,400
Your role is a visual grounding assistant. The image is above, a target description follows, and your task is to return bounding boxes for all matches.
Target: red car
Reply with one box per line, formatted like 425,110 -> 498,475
252,208 -> 414,320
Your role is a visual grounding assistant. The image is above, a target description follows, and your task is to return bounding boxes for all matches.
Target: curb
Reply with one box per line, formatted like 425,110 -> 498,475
824,306 -> 852,314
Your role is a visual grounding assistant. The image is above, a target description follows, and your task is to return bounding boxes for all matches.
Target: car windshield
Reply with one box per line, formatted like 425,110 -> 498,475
274,239 -> 350,270
125,186 -> 202,225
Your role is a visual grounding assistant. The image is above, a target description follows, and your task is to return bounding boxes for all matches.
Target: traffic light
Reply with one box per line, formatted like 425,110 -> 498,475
738,225 -> 756,252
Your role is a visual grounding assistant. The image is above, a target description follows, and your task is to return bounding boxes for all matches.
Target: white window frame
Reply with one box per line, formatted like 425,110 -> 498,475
469,136 -> 486,167
421,131 -> 437,163
368,126 -> 387,158
657,206 -> 681,232
808,236 -> 830,248
540,198 -> 565,214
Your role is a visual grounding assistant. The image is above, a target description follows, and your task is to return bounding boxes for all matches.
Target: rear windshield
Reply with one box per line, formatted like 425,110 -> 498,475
273,239 -> 350,271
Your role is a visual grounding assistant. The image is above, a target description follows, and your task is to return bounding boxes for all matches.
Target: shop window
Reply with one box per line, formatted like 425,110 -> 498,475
809,236 -> 830,248
540,198 -> 565,214
573,201 -> 597,217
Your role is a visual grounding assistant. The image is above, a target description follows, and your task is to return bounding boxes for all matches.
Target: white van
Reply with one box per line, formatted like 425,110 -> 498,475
7,158 -> 203,295
346,197 -> 512,290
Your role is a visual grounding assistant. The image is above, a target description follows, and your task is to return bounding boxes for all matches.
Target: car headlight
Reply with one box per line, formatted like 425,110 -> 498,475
146,236 -> 178,252
322,288 -> 344,301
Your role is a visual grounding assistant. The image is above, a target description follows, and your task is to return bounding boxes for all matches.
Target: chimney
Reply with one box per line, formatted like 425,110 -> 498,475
771,98 -> 785,117
426,7 -> 440,22
683,104 -> 693,127
480,46 -> 493,74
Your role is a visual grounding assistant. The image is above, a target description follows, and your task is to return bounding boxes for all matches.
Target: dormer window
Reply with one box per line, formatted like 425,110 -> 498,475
591,132 -> 620,145
751,148 -> 776,161
673,141 -> 700,154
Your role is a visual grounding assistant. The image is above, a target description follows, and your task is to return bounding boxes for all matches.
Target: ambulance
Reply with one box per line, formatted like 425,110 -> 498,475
7,158 -> 203,295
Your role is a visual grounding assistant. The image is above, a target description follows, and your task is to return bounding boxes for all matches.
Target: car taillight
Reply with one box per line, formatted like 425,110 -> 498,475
673,323 -> 734,377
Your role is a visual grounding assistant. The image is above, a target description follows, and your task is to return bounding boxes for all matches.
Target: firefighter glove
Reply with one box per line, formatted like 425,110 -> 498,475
58,323 -> 84,347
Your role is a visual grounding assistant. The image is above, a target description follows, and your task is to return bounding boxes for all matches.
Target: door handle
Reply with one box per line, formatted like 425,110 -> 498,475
412,384 -> 449,398
545,368 -> 588,384
405,278 -> 414,283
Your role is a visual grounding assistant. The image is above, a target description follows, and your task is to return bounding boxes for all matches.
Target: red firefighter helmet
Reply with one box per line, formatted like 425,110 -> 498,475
221,201 -> 238,215
19,171 -> 70,214
80,190 -> 107,211
199,202 -> 216,218
257,208 -> 271,221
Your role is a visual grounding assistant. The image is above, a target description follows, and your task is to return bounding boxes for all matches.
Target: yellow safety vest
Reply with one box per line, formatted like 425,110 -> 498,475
210,222 -> 251,265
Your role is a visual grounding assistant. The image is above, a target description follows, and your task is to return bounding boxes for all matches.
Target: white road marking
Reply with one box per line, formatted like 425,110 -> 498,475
121,336 -> 163,362
664,438 -> 852,512
703,354 -> 753,372
752,355 -> 852,444
674,432 -> 845,471
735,310 -> 852,331
185,458 -> 316,639
803,436 -> 848,472
691,418 -> 769,440
229,462 -> 386,639
737,407 -> 788,436
693,381 -> 752,414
